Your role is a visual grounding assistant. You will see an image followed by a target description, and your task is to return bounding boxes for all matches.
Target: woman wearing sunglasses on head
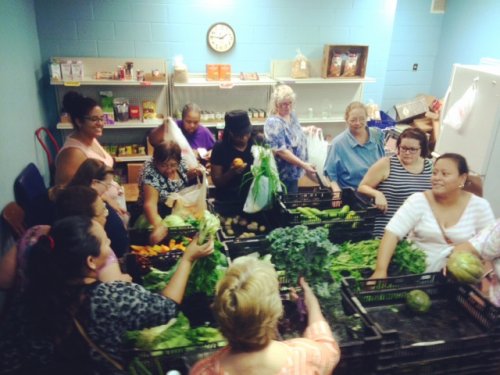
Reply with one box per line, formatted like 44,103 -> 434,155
55,91 -> 113,187
358,127 -> 433,238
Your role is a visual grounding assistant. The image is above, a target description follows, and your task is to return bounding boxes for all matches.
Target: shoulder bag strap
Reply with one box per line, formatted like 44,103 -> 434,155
73,317 -> 124,371
423,192 -> 454,245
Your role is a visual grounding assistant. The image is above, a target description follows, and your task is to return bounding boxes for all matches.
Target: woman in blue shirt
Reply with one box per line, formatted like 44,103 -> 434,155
324,101 -> 385,205
264,85 -> 316,194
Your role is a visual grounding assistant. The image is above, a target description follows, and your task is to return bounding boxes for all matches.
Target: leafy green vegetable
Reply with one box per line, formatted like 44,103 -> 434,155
125,313 -> 225,351
197,210 -> 221,245
124,319 -> 178,350
185,240 -> 228,296
242,145 -> 286,198
162,214 -> 186,227
143,242 -> 228,297
329,239 -> 427,282
133,214 -> 153,230
392,240 -> 427,275
142,267 -> 177,293
267,225 -> 339,287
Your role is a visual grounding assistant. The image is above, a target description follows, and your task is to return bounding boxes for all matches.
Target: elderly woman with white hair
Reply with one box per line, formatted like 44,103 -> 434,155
264,84 -> 316,194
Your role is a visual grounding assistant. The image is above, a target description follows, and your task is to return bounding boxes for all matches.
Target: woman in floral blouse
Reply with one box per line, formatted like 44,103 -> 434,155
137,141 -> 202,244
264,84 -> 316,194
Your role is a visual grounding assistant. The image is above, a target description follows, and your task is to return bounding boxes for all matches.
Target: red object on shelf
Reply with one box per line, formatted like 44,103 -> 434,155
129,105 -> 140,119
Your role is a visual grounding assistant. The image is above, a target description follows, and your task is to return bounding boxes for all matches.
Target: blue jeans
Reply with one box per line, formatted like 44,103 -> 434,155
283,179 -> 299,194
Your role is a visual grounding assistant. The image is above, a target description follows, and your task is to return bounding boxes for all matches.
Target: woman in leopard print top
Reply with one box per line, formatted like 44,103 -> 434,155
0,216 -> 213,375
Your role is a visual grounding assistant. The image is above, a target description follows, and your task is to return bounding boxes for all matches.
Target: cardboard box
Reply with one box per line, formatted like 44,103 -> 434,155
219,64 -> 231,81
206,64 -> 219,81
394,96 -> 428,123
144,72 -> 166,82
127,163 -> 143,184
321,45 -> 368,78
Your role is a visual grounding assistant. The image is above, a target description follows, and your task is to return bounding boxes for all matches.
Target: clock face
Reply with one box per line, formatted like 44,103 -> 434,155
207,23 -> 235,53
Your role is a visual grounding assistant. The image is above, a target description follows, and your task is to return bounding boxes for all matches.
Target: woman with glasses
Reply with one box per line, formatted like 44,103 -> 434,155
137,141 -> 202,244
358,127 -> 432,237
264,85 -> 316,194
370,153 -> 495,279
324,102 -> 385,206
55,91 -> 113,186
68,159 -> 130,257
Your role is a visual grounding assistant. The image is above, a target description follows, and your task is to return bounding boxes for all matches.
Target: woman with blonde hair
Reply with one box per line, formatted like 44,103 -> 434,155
264,84 -> 316,194
191,256 -> 340,374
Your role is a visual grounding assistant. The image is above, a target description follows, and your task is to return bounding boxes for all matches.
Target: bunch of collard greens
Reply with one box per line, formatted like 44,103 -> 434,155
124,312 -> 225,351
267,225 -> 339,290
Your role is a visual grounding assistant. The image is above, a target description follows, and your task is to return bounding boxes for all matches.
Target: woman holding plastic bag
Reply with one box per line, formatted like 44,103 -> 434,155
264,84 -> 316,194
211,110 -> 254,216
135,141 -> 203,244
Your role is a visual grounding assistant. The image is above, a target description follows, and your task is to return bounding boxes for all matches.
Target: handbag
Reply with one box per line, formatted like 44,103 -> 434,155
73,317 -> 124,371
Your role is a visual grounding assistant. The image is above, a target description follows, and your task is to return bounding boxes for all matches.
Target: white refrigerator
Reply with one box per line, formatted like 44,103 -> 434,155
435,63 -> 500,217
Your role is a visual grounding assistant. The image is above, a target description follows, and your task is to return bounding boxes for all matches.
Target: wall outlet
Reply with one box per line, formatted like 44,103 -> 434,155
413,63 -> 418,71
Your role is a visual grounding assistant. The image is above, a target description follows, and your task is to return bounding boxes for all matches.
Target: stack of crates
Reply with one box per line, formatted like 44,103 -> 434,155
341,273 -> 500,374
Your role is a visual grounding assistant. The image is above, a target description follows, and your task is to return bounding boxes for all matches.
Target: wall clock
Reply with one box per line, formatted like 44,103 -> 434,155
207,22 -> 236,53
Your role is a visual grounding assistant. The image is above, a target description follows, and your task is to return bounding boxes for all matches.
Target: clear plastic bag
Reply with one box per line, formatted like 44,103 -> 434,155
305,126 -> 328,172
291,49 -> 310,79
329,53 -> 342,77
342,53 -> 359,77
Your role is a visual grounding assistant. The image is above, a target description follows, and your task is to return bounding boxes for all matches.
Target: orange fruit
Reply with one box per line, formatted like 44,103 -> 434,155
232,158 -> 244,167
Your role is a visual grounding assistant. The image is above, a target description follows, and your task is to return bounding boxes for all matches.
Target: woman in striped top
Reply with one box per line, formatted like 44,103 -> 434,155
358,128 -> 432,238
370,153 -> 495,278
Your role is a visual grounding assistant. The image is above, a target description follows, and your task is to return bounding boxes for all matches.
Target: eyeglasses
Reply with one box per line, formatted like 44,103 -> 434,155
84,116 -> 105,123
157,161 -> 179,169
399,146 -> 421,154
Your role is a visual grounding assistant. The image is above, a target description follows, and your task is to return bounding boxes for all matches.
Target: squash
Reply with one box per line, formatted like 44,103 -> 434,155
406,289 -> 431,314
447,252 -> 484,284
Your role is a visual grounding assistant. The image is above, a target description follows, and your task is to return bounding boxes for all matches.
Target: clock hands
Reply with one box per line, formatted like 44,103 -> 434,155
213,33 -> 228,39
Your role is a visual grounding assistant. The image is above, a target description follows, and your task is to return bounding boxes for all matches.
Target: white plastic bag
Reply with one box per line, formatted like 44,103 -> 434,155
305,126 -> 328,172
443,80 -> 478,131
243,146 -> 282,213
163,118 -> 199,168
166,174 -> 207,219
